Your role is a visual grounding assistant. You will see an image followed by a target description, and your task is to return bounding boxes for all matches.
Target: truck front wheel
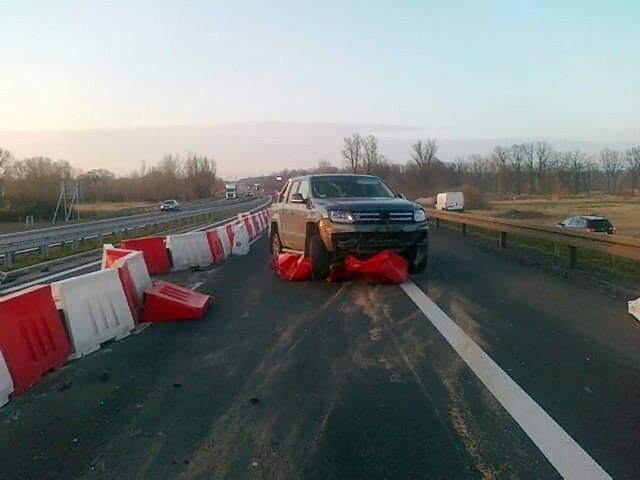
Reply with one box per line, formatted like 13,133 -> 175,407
406,246 -> 428,274
309,235 -> 330,280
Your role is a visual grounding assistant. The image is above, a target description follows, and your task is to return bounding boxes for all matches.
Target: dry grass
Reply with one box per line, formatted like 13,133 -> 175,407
476,196 -> 640,238
75,201 -> 157,213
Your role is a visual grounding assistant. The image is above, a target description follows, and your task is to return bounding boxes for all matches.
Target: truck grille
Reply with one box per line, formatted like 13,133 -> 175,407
352,211 -> 414,224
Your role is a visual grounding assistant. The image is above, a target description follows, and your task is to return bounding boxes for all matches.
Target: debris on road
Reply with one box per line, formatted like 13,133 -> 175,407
272,253 -> 312,281
273,250 -> 408,284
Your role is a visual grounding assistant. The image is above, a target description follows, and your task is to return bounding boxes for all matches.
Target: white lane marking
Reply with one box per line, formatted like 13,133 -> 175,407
190,281 -> 204,291
400,281 -> 611,480
0,260 -> 102,295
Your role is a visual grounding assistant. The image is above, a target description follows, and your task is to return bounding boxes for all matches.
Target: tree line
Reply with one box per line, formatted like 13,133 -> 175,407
336,134 -> 640,200
0,149 -> 221,220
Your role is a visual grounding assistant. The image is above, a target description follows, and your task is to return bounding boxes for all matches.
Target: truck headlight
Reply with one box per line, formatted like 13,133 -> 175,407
414,209 -> 426,222
329,210 -> 355,223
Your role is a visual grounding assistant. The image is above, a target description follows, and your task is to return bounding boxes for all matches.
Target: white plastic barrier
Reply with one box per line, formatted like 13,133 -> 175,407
232,222 -> 250,255
123,251 -> 152,304
217,226 -> 233,258
629,298 -> 640,322
0,351 -> 13,407
51,269 -> 135,358
238,213 -> 255,238
167,231 -> 213,270
256,212 -> 266,233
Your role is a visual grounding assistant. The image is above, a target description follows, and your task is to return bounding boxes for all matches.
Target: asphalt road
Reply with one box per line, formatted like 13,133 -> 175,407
1,228 -> 638,479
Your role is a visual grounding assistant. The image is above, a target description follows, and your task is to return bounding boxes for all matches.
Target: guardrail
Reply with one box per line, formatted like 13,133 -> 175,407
0,197 -> 264,268
427,209 -> 640,267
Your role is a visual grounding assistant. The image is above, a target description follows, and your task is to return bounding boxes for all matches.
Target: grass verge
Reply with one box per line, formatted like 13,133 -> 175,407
433,219 -> 640,280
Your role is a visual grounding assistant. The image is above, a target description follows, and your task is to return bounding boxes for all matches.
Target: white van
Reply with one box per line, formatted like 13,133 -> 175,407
435,192 -> 464,212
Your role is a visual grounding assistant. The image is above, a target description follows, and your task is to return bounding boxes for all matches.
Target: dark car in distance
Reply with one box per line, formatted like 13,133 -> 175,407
160,199 -> 181,212
558,215 -> 615,234
269,174 -> 428,279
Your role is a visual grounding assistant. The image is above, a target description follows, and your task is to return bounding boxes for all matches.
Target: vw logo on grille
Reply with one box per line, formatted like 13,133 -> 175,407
380,212 -> 390,223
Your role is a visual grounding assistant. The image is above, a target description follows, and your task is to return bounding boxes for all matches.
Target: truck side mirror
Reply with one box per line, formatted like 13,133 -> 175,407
290,193 -> 305,203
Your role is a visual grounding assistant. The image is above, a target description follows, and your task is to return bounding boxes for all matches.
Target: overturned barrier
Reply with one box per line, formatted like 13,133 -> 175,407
52,269 -> 135,358
273,253 -> 312,281
120,237 -> 171,275
167,231 -> 213,270
0,285 -> 71,396
142,281 -> 212,322
273,250 -> 409,284
0,352 -> 12,407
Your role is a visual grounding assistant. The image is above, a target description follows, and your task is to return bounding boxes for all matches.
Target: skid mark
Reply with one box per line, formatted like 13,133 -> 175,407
179,285 -> 349,479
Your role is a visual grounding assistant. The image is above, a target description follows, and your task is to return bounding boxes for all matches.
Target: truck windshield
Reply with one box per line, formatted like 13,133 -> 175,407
311,176 -> 395,199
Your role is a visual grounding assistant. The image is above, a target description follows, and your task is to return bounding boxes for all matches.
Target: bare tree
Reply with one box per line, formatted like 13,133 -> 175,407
584,158 -> 598,195
534,141 -> 554,194
600,149 -> 624,194
567,150 -> 587,194
492,146 -> 510,194
0,148 -> 12,199
0,148 -> 11,174
410,139 -> 438,168
509,144 -> 526,195
342,133 -> 363,173
362,134 -> 380,174
626,146 -> 640,194
521,142 -> 535,193
317,159 -> 338,173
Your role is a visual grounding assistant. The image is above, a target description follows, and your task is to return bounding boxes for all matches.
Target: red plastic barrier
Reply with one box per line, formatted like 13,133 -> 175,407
274,250 -> 408,283
102,246 -> 134,269
205,230 -> 225,263
345,250 -> 408,284
0,285 -> 71,396
251,215 -> 261,236
142,281 -> 212,322
112,257 -> 140,323
120,237 -> 171,275
274,253 -> 312,281
327,264 -> 347,282
225,224 -> 235,248
242,216 -> 255,239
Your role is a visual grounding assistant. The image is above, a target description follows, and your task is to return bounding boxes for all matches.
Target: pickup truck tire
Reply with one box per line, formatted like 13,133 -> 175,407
406,247 -> 428,274
270,231 -> 283,261
309,235 -> 330,280
409,255 -> 428,274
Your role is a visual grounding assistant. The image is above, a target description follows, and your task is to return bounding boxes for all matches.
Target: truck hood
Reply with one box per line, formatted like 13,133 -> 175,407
314,198 -> 418,211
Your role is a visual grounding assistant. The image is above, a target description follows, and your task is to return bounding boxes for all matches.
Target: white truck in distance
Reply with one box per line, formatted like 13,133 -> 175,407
435,192 -> 464,212
225,184 -> 237,200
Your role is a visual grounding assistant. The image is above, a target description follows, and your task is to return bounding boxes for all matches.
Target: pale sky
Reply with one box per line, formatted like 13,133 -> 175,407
0,1 -> 638,176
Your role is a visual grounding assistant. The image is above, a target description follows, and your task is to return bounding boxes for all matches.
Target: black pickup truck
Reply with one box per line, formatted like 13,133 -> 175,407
269,174 -> 428,279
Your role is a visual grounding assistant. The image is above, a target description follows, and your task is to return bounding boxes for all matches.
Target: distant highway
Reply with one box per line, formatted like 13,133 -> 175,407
0,197 -> 259,266
1,228 -> 637,479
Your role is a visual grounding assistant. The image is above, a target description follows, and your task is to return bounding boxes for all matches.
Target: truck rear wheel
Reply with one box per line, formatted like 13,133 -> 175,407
309,235 -> 330,280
